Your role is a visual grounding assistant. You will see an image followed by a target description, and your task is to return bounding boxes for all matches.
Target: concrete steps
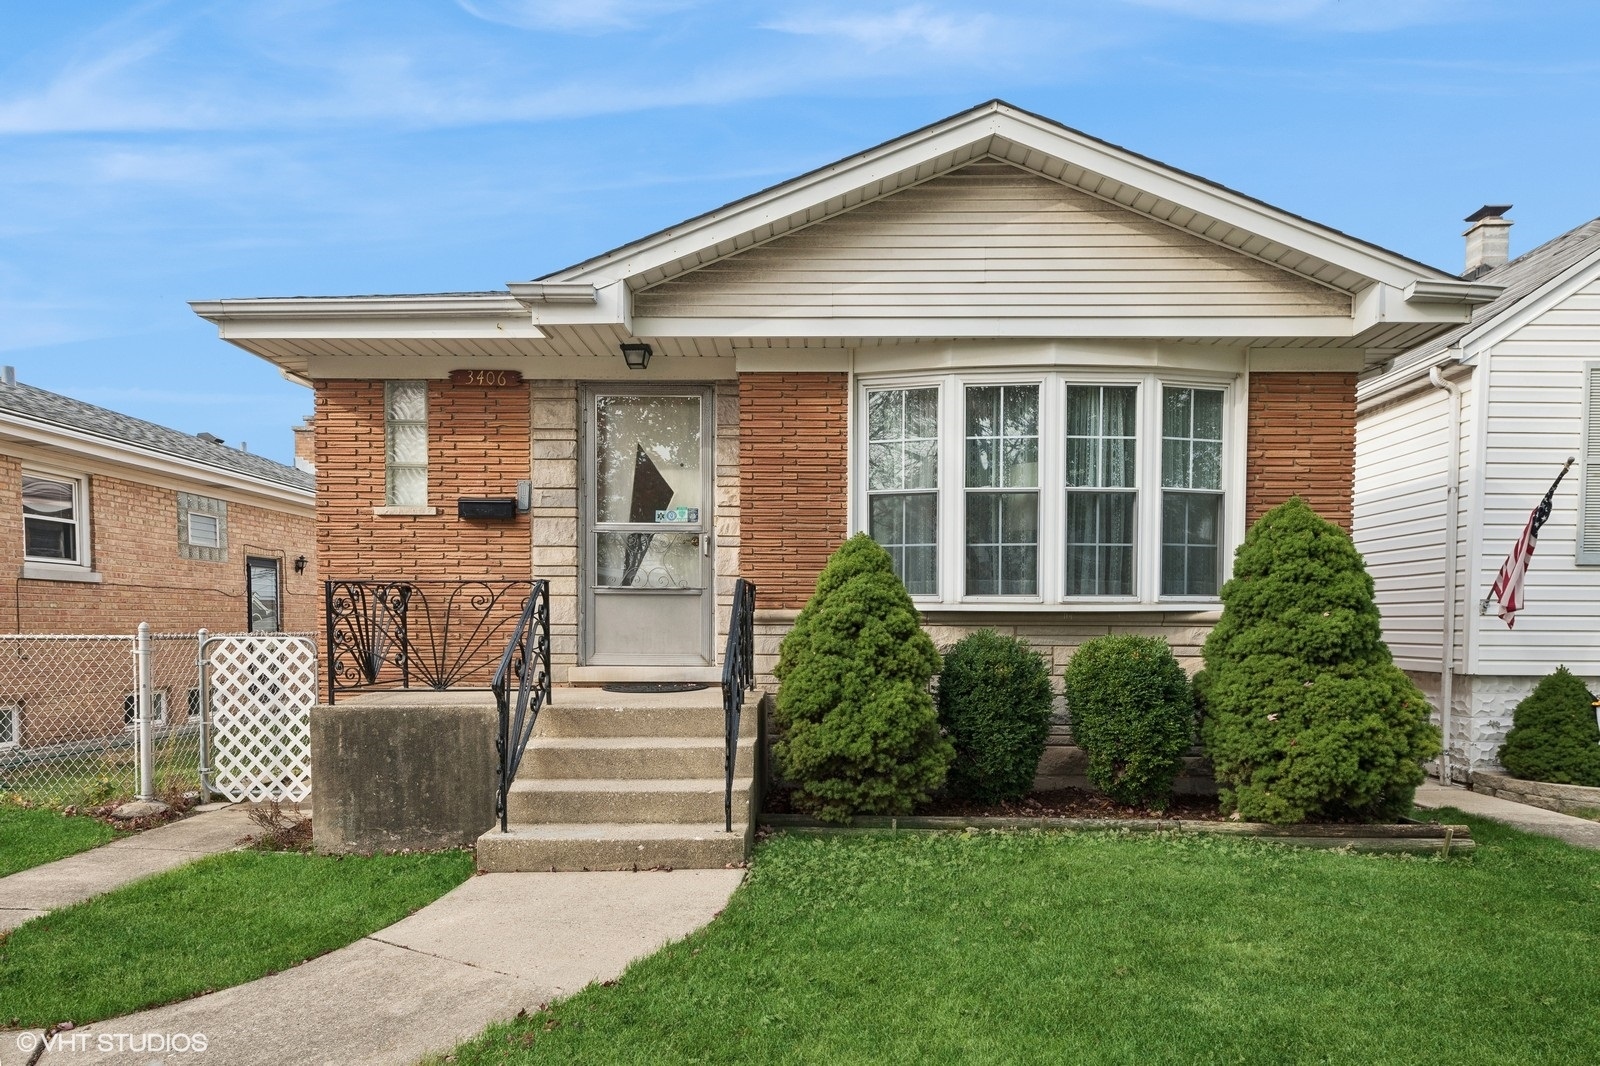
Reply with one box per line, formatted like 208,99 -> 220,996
477,686 -> 759,872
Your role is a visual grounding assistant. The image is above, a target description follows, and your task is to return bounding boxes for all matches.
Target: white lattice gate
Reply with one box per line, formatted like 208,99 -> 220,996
204,634 -> 318,802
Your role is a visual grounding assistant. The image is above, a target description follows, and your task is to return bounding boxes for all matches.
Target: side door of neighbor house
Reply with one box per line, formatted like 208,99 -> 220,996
579,385 -> 715,665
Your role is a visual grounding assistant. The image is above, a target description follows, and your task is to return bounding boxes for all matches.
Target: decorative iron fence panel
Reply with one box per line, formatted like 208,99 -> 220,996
325,580 -> 534,702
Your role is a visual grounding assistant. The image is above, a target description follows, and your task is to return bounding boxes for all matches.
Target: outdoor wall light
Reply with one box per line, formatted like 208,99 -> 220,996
293,555 -> 308,574
619,342 -> 653,370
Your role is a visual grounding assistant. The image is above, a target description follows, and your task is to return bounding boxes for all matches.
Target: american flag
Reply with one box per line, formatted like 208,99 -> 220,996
1487,460 -> 1574,628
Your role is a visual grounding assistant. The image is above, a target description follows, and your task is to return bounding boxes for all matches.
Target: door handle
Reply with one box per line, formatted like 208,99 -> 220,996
701,533 -> 710,557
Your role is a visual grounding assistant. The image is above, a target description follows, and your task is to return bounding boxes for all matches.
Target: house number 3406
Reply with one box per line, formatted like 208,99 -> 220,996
449,369 -> 524,387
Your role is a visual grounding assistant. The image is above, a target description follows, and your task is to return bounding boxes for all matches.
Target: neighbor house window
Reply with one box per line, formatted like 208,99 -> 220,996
178,492 -> 228,561
123,691 -> 168,727
866,386 -> 940,597
0,705 -> 18,748
385,381 -> 428,506
858,372 -> 1232,606
22,471 -> 86,565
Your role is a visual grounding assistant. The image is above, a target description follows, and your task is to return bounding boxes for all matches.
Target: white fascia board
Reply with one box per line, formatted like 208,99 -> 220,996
1353,284 -> 1476,332
1355,352 -> 1470,411
0,412 -> 314,509
507,281 -> 598,305
547,102 -> 1466,295
190,295 -> 548,340
1455,245 -> 1600,364
524,281 -> 631,330
633,313 -> 1361,340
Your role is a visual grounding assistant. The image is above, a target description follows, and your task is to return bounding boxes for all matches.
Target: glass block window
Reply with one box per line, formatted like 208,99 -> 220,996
1064,385 -> 1138,596
866,387 -> 940,596
385,381 -> 428,507
964,384 -> 1039,595
1161,387 -> 1225,597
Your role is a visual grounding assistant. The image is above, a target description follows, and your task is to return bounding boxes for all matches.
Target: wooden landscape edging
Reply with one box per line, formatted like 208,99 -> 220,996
757,813 -> 1474,856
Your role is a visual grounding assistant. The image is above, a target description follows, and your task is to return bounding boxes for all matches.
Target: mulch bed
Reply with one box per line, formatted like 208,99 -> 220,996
763,786 -> 1224,821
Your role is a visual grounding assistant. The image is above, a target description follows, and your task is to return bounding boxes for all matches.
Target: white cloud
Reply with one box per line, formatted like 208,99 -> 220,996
764,5 -> 993,51
455,0 -> 702,33
1118,0 -> 1464,32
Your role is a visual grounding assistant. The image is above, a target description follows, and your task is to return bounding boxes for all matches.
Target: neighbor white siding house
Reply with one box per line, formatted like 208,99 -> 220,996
1355,209 -> 1600,780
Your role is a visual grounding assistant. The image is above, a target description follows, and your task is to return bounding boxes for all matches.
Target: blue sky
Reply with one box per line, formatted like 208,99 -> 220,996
2,0 -> 1596,466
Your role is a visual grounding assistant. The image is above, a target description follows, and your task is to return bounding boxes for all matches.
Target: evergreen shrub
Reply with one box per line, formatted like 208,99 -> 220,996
935,630 -> 1054,803
1498,667 -> 1600,786
773,534 -> 952,821
1197,497 -> 1440,824
1063,636 -> 1193,808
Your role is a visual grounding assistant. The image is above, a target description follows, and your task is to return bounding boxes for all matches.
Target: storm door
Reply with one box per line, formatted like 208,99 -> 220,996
581,387 -> 715,665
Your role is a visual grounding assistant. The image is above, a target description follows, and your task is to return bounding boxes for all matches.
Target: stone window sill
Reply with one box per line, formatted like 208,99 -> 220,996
21,562 -> 104,583
372,506 -> 438,516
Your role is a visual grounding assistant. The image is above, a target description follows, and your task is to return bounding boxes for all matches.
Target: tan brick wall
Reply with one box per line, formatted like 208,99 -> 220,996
738,373 -> 849,609
1245,371 -> 1356,530
0,454 -> 318,635
313,379 -> 532,581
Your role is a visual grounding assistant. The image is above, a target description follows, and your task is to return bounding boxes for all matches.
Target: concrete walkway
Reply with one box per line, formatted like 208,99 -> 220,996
20,869 -> 743,1066
1415,781 -> 1600,850
0,803 -> 255,932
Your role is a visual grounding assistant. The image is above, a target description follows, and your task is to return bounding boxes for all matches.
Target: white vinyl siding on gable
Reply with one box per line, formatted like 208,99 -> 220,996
1471,273 -> 1600,675
634,162 -> 1351,326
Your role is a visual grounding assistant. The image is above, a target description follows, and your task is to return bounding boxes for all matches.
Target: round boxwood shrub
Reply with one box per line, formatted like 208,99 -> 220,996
773,534 -> 952,822
1062,636 -> 1193,809
935,630 -> 1054,803
1197,497 -> 1440,825
1499,667 -> 1600,786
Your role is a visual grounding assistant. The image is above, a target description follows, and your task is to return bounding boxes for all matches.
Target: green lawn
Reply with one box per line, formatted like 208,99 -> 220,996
445,812 -> 1600,1066
0,849 -> 474,1028
0,803 -> 117,877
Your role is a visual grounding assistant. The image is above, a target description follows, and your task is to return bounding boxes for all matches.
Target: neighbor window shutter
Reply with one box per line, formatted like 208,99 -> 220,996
1580,363 -> 1600,565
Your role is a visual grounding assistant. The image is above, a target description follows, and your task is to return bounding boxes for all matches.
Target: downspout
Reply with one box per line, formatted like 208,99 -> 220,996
1429,364 -> 1462,784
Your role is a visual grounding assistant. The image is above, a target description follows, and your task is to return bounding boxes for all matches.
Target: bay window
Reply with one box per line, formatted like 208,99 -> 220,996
860,372 -> 1233,607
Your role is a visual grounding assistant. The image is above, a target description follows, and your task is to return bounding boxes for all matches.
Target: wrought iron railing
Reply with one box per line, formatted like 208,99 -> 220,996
323,580 -> 533,703
493,582 -> 552,833
722,578 -> 757,833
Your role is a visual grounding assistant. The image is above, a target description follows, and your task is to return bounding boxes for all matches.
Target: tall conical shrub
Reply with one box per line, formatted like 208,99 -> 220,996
1499,667 -> 1600,786
1198,497 -> 1439,824
773,534 -> 952,821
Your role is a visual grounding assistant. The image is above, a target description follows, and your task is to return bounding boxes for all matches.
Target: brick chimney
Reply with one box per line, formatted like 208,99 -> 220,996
292,416 -> 316,474
1463,204 -> 1512,280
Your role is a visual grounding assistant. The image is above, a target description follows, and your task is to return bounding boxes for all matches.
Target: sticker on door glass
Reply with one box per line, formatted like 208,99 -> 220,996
655,507 -> 699,523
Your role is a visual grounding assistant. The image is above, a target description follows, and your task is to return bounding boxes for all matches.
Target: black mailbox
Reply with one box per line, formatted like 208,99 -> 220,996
457,497 -> 518,520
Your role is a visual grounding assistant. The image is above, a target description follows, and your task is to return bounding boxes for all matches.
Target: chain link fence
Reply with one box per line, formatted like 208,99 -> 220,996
0,629 -> 317,808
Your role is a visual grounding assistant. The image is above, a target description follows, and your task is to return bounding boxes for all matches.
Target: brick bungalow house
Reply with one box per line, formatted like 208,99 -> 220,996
191,101 -> 1498,866
0,368 -> 316,753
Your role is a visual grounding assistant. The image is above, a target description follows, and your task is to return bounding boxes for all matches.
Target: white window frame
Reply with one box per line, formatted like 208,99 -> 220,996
21,467 -> 90,569
854,368 -> 1241,610
123,690 -> 168,729
186,511 -> 221,549
1579,362 -> 1600,566
0,704 -> 18,749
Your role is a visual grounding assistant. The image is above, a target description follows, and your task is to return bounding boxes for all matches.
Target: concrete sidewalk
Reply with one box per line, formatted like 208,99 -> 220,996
1415,781 -> 1600,850
25,869 -> 743,1066
0,803 -> 255,932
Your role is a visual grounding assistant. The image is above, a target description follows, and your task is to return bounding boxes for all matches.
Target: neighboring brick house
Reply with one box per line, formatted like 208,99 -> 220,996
193,100 -> 1496,694
0,371 -> 317,635
0,369 -> 317,750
